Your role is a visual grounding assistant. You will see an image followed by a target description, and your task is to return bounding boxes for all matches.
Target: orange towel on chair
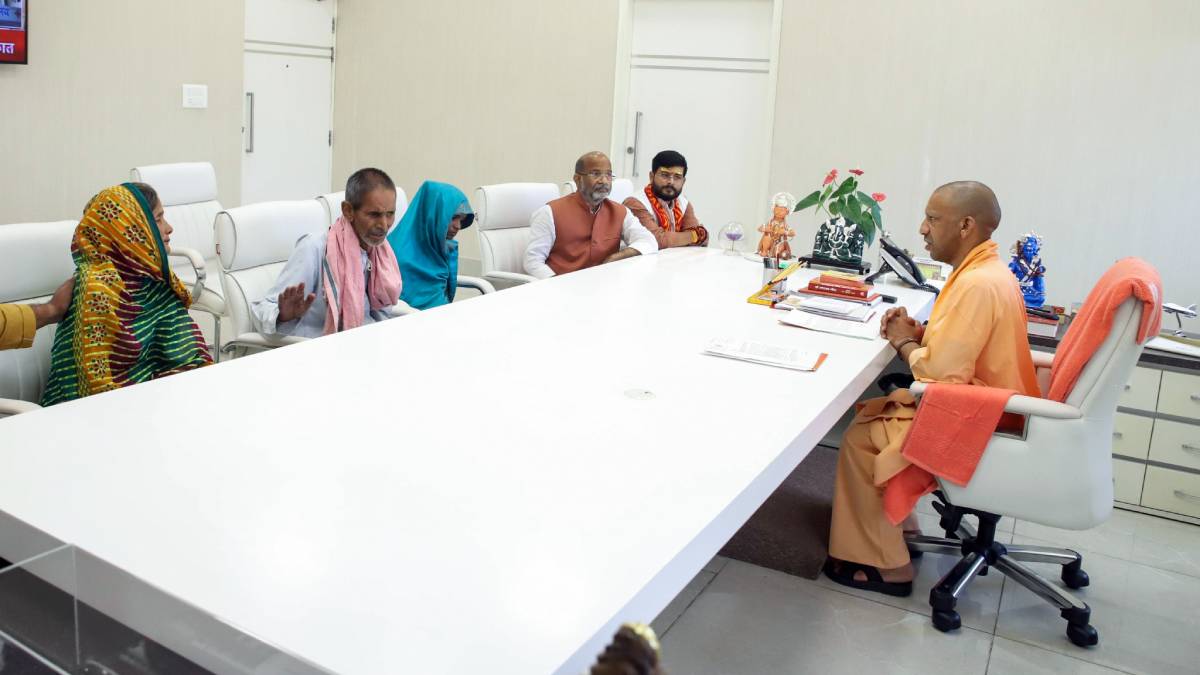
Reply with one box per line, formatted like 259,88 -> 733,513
1047,258 -> 1162,402
882,384 -> 1017,524
882,257 -> 1164,525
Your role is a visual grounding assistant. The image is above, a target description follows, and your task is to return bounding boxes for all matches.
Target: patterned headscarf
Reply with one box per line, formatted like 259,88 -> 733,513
41,183 -> 211,405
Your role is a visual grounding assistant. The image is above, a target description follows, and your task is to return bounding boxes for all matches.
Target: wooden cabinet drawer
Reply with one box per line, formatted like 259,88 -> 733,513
1148,419 -> 1200,471
1158,371 -> 1200,419
1119,367 -> 1160,411
1112,458 -> 1146,505
1111,413 -> 1153,460
1141,467 -> 1200,519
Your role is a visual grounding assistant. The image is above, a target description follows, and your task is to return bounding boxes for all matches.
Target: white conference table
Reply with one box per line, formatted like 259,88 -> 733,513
0,247 -> 936,674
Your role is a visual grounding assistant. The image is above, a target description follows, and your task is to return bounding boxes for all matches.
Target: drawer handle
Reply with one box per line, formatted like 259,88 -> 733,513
1174,490 -> 1200,505
1182,444 -> 1200,455
1112,431 -> 1124,439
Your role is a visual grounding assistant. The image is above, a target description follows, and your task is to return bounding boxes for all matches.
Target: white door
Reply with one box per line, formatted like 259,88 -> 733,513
242,0 -> 336,205
620,0 -> 776,241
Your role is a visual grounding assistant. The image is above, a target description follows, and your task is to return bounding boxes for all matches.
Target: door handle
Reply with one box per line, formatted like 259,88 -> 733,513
626,111 -> 643,177
245,92 -> 255,154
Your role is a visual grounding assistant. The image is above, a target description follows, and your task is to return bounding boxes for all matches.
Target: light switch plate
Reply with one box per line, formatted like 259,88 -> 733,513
182,84 -> 208,109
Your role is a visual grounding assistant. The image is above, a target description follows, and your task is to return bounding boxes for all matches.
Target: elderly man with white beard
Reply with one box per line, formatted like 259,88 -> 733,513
523,151 -> 658,279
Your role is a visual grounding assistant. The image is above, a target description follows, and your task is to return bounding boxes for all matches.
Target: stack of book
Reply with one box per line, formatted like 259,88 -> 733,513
1026,311 -> 1061,338
783,295 -> 876,322
799,274 -> 882,306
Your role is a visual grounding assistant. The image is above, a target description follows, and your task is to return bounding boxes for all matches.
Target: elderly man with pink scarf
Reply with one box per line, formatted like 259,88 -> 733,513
253,168 -> 405,338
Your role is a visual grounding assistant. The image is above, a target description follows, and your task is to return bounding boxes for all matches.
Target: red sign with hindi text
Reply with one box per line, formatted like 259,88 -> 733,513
0,1 -> 27,65
0,28 -> 27,63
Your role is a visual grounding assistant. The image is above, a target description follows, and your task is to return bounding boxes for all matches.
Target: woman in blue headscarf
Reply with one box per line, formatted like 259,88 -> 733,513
388,181 -> 474,310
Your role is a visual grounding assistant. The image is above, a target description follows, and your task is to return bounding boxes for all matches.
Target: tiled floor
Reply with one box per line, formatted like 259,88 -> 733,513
654,503 -> 1200,675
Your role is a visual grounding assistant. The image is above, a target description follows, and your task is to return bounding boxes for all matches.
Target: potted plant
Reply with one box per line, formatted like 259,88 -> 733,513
794,168 -> 887,272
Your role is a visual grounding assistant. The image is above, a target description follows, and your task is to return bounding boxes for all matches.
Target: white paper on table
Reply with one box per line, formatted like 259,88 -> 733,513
790,295 -> 876,322
1147,336 -> 1200,359
778,310 -> 882,340
703,338 -> 826,371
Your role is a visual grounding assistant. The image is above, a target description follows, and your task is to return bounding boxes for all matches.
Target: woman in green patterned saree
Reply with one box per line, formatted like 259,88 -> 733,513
40,183 -> 212,406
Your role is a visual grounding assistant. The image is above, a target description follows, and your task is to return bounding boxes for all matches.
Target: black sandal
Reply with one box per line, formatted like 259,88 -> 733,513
823,559 -> 913,597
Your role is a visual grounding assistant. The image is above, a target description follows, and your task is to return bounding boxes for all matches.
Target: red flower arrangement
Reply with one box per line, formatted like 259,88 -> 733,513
793,168 -> 886,245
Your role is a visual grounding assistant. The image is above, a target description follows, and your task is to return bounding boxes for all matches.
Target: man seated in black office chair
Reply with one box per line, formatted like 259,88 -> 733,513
823,181 -> 1041,597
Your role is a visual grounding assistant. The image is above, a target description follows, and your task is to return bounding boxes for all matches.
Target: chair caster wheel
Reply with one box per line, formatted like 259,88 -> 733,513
1067,623 -> 1099,647
1062,566 -> 1090,589
932,610 -> 961,632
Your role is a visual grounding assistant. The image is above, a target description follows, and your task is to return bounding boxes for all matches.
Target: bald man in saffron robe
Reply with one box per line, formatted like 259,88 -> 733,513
823,182 -> 1041,597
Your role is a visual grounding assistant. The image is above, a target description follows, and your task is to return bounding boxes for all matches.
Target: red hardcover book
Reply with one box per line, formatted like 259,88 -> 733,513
807,282 -> 871,298
800,287 -> 882,305
816,274 -> 870,290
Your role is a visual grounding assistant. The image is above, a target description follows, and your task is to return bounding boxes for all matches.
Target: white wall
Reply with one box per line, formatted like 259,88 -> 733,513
769,0 -> 1200,313
331,1 -> 620,264
0,0 -> 244,223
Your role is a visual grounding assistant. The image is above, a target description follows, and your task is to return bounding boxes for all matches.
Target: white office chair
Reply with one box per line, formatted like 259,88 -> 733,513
130,162 -> 227,358
906,295 -> 1150,647
0,218 -> 206,416
316,188 -> 409,230
560,178 -> 636,205
0,221 -> 78,416
319,191 -> 496,299
214,200 -> 331,357
474,182 -> 559,288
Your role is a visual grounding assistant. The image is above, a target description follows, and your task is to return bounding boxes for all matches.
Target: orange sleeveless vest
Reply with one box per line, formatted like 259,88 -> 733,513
545,193 -> 626,276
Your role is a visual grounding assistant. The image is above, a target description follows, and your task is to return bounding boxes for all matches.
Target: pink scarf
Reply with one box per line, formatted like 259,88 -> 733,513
322,216 -> 402,335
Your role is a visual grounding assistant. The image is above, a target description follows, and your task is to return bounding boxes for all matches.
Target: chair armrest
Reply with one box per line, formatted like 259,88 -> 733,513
485,271 -> 537,286
1001,394 -> 1082,419
168,246 -> 207,300
0,398 -> 42,416
387,300 -> 420,317
1030,350 -> 1054,368
908,381 -> 1081,419
221,332 -> 307,354
457,275 -> 497,295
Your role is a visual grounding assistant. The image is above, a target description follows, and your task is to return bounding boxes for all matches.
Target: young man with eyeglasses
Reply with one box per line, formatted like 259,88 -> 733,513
623,150 -> 709,249
523,151 -> 658,280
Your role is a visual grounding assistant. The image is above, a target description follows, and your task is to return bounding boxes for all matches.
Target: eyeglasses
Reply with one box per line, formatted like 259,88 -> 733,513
654,169 -> 686,182
578,170 -> 615,180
